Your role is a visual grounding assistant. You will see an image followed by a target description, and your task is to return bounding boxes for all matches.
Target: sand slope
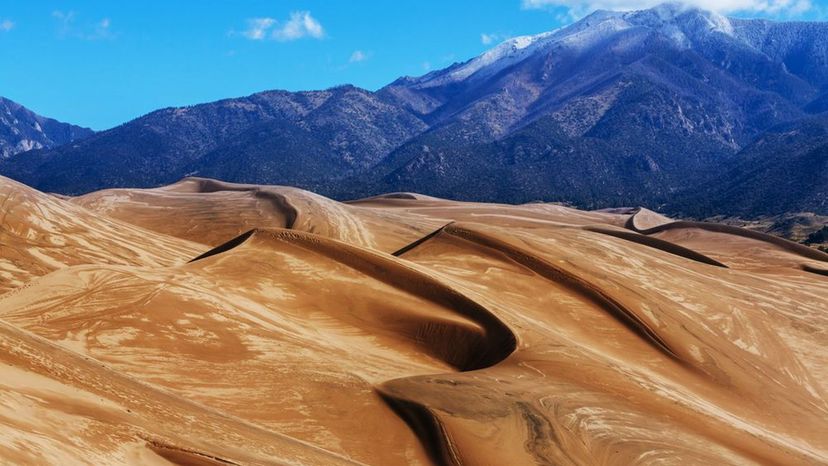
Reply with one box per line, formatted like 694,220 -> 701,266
72,177 -> 444,252
0,176 -> 203,293
1,176 -> 826,465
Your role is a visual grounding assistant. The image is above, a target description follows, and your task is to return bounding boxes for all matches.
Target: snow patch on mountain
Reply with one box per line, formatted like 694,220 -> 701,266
413,2 -> 745,89
420,32 -> 555,87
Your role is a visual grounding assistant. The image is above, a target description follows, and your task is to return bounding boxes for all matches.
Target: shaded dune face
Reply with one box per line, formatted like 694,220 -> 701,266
0,175 -> 826,465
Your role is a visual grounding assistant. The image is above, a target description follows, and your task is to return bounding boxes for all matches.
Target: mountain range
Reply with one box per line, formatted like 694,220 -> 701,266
1,2 -> 826,218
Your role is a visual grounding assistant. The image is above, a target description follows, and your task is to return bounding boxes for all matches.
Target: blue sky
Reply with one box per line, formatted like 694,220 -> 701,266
0,0 -> 825,130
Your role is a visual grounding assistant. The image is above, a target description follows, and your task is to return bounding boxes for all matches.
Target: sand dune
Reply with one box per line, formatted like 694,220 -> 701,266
626,208 -> 828,272
73,177 -> 445,252
0,176 -> 203,294
1,175 -> 826,465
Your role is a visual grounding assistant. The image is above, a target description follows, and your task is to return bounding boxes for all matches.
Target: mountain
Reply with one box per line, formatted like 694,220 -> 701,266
669,115 -> 828,217
2,3 -> 827,218
0,86 -> 426,194
358,4 -> 828,209
0,97 -> 93,158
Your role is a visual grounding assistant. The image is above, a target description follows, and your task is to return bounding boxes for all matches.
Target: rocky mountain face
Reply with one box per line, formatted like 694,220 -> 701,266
1,86 -> 427,194
0,97 -> 93,159
2,3 -> 827,218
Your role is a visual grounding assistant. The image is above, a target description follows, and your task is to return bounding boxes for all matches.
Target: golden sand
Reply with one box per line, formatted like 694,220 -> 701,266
0,176 -> 826,465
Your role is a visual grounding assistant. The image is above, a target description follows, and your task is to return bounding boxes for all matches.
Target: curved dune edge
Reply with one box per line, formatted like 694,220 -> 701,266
392,222 -> 455,257
440,224 -> 687,361
166,177 -> 300,229
376,392 -> 459,466
189,230 -> 257,263
252,189 -> 298,229
626,208 -> 828,263
624,207 -> 674,230
581,226 -> 728,268
802,264 -> 828,277
397,224 -> 683,363
187,227 -> 518,371
349,192 -> 422,202
144,441 -> 238,466
184,227 -> 527,464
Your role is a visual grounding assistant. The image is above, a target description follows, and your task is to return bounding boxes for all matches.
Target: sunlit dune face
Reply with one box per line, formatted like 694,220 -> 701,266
1,175 -> 826,465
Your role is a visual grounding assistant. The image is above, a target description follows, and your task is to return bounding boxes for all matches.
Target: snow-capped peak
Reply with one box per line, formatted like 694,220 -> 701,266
414,13 -> 631,88
445,32 -> 554,83
622,2 -> 734,37
411,3 -> 740,89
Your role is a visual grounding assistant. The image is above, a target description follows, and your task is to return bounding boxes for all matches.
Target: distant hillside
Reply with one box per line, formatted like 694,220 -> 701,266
1,86 -> 426,194
0,97 -> 93,158
669,116 -> 828,217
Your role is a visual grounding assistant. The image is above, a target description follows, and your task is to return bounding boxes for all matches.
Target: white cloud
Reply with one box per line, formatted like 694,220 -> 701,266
240,11 -> 324,42
273,11 -> 324,41
242,17 -> 275,40
349,50 -> 369,63
521,0 -> 813,16
0,19 -> 14,32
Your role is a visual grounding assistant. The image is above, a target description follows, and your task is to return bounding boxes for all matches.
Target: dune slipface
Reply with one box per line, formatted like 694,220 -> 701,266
0,175 -> 826,465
